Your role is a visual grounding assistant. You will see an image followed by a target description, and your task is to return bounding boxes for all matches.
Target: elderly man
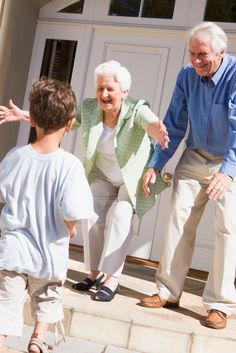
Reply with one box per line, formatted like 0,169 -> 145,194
140,22 -> 236,330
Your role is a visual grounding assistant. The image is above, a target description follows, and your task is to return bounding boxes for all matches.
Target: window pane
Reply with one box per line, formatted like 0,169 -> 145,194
40,39 -> 77,82
204,0 -> 236,23
109,0 -> 141,17
142,0 -> 175,19
58,0 -> 84,14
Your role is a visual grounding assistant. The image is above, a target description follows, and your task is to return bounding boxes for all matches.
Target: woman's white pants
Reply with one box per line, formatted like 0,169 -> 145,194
83,170 -> 134,277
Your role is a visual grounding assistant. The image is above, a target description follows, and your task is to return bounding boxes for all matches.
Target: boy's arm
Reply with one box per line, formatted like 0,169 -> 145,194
64,219 -> 78,239
61,159 -> 94,222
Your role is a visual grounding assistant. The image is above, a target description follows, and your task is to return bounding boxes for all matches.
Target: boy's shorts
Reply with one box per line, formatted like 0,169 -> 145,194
0,269 -> 64,336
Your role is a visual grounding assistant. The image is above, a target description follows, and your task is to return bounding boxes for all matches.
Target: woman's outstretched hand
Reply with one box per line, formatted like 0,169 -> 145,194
0,100 -> 30,125
158,121 -> 169,149
147,121 -> 169,149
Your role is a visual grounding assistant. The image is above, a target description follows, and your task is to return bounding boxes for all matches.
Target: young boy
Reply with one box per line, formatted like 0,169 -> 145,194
0,78 -> 94,353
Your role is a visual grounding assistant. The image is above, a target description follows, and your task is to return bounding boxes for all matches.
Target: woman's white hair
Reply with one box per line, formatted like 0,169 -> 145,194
94,60 -> 132,91
188,22 -> 228,52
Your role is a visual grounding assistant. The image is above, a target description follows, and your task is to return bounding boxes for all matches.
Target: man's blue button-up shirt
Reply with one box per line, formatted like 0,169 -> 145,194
149,54 -> 236,177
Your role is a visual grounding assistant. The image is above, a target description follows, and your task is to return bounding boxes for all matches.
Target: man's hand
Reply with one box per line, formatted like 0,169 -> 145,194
204,172 -> 232,200
142,168 -> 160,196
0,100 -> 29,125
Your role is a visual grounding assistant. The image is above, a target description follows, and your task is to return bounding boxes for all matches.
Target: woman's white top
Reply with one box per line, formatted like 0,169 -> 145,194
96,124 -> 124,184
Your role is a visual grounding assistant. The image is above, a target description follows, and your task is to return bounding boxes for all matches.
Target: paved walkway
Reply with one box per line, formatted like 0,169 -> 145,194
5,247 -> 236,353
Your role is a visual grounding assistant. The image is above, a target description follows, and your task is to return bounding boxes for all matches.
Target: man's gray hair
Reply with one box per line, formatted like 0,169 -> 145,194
188,22 -> 228,52
94,60 -> 132,91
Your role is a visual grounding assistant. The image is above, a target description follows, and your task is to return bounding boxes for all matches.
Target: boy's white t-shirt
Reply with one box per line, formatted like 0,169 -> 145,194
0,144 -> 94,281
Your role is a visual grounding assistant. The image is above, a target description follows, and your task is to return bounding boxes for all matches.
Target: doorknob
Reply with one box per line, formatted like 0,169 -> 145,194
163,172 -> 172,183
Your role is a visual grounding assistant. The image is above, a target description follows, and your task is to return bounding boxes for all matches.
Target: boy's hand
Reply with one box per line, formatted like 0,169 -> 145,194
68,226 -> 78,239
64,220 -> 78,238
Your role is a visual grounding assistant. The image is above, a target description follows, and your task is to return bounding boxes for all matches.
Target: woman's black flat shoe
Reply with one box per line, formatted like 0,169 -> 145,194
72,273 -> 105,291
93,285 -> 119,302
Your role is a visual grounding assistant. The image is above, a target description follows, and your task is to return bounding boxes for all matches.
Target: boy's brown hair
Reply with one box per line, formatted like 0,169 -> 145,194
29,77 -> 77,133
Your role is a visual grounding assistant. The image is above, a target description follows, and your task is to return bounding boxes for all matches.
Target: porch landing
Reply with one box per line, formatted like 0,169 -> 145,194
6,247 -> 236,353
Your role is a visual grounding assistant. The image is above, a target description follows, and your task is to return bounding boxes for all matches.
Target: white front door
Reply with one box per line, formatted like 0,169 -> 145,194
79,25 -> 186,261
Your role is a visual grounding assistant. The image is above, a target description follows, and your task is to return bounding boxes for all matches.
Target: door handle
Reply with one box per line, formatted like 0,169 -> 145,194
163,172 -> 172,183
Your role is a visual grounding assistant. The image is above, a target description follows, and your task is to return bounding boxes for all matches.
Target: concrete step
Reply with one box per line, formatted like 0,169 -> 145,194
6,325 -> 140,353
18,248 -> 236,353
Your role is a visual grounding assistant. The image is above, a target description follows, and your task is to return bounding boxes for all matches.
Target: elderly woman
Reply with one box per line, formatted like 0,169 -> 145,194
0,60 -> 169,302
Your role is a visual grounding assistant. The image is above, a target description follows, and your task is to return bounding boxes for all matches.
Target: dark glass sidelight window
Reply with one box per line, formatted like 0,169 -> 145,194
28,39 -> 77,143
40,39 -> 77,82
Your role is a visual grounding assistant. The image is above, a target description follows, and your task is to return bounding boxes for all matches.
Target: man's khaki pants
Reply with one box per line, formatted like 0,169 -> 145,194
155,148 -> 236,315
